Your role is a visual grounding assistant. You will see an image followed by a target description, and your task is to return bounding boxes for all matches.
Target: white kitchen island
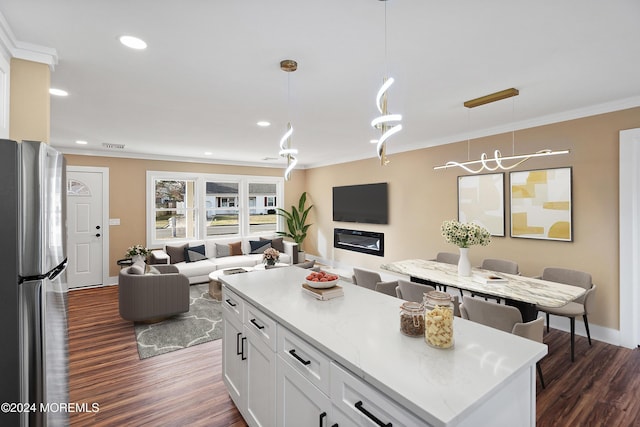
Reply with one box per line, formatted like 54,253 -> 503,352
220,266 -> 547,427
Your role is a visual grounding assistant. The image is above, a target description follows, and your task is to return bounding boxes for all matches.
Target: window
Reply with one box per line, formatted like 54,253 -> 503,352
248,182 -> 278,234
153,179 -> 197,241
207,181 -> 239,236
147,172 -> 283,246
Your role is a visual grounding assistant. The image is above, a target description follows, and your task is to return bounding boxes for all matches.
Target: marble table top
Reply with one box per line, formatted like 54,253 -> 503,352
381,259 -> 585,308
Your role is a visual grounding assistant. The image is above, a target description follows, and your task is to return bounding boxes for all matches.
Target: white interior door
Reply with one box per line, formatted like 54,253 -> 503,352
620,128 -> 640,348
66,169 -> 105,288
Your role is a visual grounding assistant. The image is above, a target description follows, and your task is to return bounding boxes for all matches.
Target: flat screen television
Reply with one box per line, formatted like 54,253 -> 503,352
332,182 -> 388,224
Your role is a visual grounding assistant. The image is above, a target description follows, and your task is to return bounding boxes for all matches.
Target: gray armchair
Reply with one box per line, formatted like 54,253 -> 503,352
352,267 -> 398,297
119,264 -> 190,322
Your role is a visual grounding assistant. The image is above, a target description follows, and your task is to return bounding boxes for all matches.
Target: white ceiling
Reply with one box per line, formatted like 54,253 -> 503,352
1,0 -> 639,169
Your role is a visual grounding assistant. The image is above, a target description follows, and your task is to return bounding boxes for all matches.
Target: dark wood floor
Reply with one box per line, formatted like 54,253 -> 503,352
68,285 -> 640,427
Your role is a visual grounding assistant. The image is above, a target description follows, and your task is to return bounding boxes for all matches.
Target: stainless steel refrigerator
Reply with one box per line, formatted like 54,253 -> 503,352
0,140 -> 69,426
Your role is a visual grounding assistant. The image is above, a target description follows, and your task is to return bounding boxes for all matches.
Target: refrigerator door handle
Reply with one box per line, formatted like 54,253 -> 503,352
48,258 -> 68,281
18,259 -> 67,284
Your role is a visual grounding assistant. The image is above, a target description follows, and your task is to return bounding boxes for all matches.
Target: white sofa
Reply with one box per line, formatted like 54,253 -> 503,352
150,236 -> 297,284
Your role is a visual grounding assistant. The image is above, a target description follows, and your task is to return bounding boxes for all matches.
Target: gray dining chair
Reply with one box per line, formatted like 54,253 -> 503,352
435,252 -> 460,265
472,258 -> 520,303
395,279 -> 436,302
427,252 -> 461,293
535,267 -> 596,362
352,267 -> 398,297
396,279 -> 461,317
460,296 -> 545,388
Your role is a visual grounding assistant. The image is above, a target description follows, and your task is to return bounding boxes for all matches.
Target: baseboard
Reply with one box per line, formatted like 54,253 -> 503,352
544,314 -> 621,347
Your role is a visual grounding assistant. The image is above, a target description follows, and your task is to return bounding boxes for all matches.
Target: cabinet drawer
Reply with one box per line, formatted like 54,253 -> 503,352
222,286 -> 244,323
331,362 -> 429,427
244,303 -> 277,351
278,326 -> 331,396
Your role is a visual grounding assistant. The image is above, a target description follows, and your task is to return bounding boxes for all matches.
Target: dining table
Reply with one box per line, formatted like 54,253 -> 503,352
381,258 -> 586,321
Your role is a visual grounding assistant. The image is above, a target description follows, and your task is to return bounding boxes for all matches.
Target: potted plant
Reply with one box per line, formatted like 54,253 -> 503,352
276,192 -> 313,263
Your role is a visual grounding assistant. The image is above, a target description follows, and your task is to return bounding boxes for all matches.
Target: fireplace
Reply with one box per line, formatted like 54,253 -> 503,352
333,228 -> 384,257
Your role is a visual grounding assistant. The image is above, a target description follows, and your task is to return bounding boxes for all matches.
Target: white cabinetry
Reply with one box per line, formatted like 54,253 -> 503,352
221,267 -> 545,427
276,354 -> 337,427
222,287 -> 276,427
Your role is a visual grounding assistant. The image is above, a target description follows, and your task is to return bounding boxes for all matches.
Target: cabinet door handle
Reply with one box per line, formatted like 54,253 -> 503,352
241,337 -> 247,360
289,349 -> 311,366
319,411 -> 326,427
354,401 -> 392,427
225,298 -> 237,307
250,318 -> 265,330
236,332 -> 242,356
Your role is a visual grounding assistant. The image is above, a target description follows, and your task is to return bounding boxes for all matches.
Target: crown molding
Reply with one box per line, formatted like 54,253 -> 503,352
305,97 -> 640,169
53,145 -> 310,170
0,11 -> 58,69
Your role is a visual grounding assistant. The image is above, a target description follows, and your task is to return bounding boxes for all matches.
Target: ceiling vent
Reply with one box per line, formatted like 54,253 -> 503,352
102,142 -> 125,149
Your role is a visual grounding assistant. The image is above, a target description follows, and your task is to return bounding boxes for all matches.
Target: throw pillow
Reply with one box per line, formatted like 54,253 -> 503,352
249,240 -> 271,254
128,260 -> 145,275
215,243 -> 231,258
166,243 -> 188,264
229,241 -> 243,256
260,237 -> 285,252
185,244 -> 207,262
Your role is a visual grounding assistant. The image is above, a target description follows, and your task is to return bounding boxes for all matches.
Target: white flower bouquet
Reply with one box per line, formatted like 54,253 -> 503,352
125,244 -> 150,258
441,220 -> 491,248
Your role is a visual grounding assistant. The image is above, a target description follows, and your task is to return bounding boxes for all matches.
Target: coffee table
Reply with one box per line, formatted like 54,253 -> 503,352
208,267 -> 254,300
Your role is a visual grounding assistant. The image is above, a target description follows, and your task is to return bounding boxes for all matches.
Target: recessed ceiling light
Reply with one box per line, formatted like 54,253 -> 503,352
257,121 -> 271,127
119,35 -> 147,50
204,151 -> 213,155
49,88 -> 68,97
75,140 -> 88,145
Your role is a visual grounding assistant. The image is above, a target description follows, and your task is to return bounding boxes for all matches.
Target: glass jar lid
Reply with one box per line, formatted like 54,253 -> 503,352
425,290 -> 451,304
400,301 -> 423,313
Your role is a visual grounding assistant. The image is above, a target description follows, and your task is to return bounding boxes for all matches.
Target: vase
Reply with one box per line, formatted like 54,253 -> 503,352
132,254 -> 145,264
457,247 -> 471,277
266,259 -> 276,266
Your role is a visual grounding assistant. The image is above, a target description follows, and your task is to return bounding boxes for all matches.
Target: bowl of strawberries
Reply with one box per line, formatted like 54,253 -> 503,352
305,270 -> 340,289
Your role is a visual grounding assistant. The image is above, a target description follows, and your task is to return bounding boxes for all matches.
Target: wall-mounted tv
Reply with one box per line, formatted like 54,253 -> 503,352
332,182 -> 389,224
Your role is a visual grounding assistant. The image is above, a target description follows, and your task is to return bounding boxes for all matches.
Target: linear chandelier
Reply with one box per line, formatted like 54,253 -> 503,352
370,0 -> 401,166
433,149 -> 570,173
278,59 -> 298,180
434,88 -> 569,173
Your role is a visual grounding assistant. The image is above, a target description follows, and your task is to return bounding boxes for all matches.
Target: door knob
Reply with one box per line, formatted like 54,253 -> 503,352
95,233 -> 101,237
96,225 -> 101,230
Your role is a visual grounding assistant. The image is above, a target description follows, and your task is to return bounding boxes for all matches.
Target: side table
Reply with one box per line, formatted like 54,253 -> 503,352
117,258 -> 134,269
208,267 -> 254,300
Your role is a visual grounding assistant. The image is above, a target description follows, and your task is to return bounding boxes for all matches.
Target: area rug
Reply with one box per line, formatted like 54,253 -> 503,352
134,284 -> 223,359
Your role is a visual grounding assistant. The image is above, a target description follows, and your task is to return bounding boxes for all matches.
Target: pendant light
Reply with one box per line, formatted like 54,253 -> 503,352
434,88 -> 569,172
370,0 -> 402,166
278,59 -> 298,180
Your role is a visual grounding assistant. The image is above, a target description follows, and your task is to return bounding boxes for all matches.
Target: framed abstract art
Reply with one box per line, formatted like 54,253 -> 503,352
510,167 -> 572,241
458,173 -> 505,237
